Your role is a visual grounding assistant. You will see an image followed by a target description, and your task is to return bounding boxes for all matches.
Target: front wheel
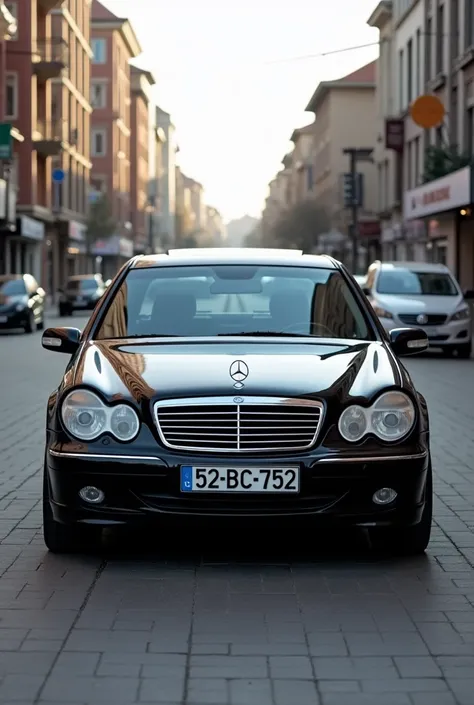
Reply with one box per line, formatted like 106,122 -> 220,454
24,312 -> 34,334
369,463 -> 432,556
43,466 -> 102,554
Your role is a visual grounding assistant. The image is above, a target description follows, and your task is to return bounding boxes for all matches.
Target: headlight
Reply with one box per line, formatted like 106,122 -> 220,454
61,390 -> 140,442
338,391 -> 415,443
450,305 -> 470,321
372,305 -> 393,319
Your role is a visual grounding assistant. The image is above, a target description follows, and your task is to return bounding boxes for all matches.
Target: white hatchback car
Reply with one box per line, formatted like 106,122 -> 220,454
363,261 -> 473,358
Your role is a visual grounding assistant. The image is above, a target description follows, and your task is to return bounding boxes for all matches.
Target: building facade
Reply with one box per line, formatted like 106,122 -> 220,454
305,61 -> 379,268
130,65 -> 154,254
49,0 -> 93,286
155,106 -> 176,247
1,0 -> 69,287
90,0 -> 141,278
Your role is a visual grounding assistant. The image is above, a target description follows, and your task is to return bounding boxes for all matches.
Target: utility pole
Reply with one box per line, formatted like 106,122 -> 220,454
342,147 -> 373,273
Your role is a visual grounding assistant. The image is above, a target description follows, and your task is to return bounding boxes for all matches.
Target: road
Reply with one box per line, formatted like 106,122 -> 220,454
0,315 -> 474,705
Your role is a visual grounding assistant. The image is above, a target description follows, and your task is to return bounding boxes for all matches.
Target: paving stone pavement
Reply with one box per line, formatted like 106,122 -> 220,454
0,317 -> 474,704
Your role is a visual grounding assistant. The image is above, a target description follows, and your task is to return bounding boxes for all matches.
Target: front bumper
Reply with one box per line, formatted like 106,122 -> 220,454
380,316 -> 471,347
45,443 -> 430,527
0,309 -> 29,329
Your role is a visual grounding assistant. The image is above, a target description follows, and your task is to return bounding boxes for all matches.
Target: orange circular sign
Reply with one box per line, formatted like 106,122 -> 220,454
410,94 -> 445,129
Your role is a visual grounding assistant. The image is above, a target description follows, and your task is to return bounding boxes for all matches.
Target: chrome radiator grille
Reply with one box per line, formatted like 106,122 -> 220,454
154,397 -> 324,453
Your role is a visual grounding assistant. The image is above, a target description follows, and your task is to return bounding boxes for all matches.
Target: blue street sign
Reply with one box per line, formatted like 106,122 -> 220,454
52,168 -> 65,183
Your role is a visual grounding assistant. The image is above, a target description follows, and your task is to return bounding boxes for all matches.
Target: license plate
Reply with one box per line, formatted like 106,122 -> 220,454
426,328 -> 438,337
0,316 -> 7,323
180,466 -> 299,493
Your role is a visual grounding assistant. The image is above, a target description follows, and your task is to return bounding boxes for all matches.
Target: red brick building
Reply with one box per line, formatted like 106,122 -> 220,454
130,65 -> 154,254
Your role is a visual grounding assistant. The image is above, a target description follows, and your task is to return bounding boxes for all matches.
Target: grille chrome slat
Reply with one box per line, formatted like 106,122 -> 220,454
154,396 -> 324,453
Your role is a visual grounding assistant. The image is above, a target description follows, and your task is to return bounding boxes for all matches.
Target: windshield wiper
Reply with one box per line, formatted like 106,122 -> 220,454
217,331 -> 316,337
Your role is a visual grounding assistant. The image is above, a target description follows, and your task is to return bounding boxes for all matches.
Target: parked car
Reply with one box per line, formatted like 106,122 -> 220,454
353,274 -> 366,288
58,274 -> 106,316
0,274 -> 46,333
363,261 -> 474,358
41,248 -> 432,556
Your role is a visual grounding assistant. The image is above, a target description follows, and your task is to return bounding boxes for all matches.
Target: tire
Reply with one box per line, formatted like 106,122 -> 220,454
58,303 -> 66,317
37,316 -> 44,331
369,462 -> 433,556
457,342 -> 472,359
43,466 -> 102,554
24,312 -> 34,334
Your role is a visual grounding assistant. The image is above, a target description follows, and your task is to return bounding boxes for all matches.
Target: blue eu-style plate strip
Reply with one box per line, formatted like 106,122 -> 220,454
181,465 -> 193,492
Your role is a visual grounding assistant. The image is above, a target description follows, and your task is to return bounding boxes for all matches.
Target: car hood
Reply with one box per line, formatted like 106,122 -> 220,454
373,292 -> 464,314
68,339 -> 407,404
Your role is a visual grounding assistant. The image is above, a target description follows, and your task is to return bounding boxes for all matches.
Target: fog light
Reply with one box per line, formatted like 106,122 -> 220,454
372,487 -> 397,505
79,486 -> 104,504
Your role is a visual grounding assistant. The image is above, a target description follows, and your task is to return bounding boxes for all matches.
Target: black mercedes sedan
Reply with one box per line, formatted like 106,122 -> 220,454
41,248 -> 432,555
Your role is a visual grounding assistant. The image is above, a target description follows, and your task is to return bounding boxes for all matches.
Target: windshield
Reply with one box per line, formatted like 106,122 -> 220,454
0,279 -> 26,295
68,279 -> 98,291
95,264 -> 372,340
376,269 -> 459,296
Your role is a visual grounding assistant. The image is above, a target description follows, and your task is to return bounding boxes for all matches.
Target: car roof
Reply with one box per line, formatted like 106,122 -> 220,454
129,248 -> 339,269
375,261 -> 452,273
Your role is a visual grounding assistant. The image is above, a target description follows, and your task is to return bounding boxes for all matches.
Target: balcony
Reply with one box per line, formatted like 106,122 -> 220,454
33,119 -> 65,157
32,39 -> 68,81
37,0 -> 64,11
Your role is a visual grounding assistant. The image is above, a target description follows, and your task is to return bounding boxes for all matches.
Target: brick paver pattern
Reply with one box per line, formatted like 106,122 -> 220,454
0,316 -> 474,704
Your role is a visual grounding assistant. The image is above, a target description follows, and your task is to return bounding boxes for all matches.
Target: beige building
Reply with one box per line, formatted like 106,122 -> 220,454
305,60 -> 379,265
287,124 -> 315,206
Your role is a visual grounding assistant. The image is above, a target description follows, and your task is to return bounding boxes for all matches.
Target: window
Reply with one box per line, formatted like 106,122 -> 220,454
436,125 -> 443,147
467,107 -> 474,154
436,3 -> 444,74
415,29 -> 421,95
451,87 -> 458,146
91,38 -> 106,64
451,0 -> 459,60
5,73 -> 17,118
91,128 -> 106,156
398,49 -> 404,112
414,136 -> 420,186
4,2 -> 17,39
407,39 -> 413,104
96,265 -> 372,341
466,0 -> 474,48
426,16 -> 432,81
0,277 -> 26,296
376,269 -> 458,296
91,81 -> 106,109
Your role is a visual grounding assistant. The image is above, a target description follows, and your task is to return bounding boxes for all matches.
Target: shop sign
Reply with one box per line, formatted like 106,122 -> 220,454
92,235 -> 134,258
69,221 -> 86,242
403,166 -> 471,219
358,220 -> 381,238
19,215 -> 45,241
385,119 -> 404,152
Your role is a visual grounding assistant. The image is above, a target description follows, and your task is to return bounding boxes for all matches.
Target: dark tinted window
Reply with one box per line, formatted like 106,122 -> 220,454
0,279 -> 26,295
376,269 -> 458,295
96,264 -> 371,340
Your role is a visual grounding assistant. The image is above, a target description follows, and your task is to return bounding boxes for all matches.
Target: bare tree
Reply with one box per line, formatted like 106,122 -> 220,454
268,201 -> 330,252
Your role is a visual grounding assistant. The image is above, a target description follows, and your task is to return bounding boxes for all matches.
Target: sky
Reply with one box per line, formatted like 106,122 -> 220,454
103,0 -> 380,222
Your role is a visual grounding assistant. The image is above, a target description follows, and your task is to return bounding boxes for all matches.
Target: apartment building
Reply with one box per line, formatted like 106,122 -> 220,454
368,0 -> 427,262
175,166 -> 195,245
90,0 -> 141,278
49,0 -> 93,285
205,206 -> 225,245
1,0 -> 77,287
148,121 -> 166,251
130,65 -> 155,254
0,2 -> 17,274
287,124 -> 315,205
155,106 -> 177,247
305,61 -> 379,267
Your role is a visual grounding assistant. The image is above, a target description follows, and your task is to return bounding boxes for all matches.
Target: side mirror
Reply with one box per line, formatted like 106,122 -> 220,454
362,287 -> 371,296
463,289 -> 474,300
42,327 -> 81,354
389,327 -> 429,357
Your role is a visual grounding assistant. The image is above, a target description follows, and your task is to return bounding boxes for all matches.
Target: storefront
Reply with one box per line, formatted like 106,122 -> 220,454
403,166 -> 474,286
67,221 -> 88,276
3,215 -> 45,284
92,235 -> 134,281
